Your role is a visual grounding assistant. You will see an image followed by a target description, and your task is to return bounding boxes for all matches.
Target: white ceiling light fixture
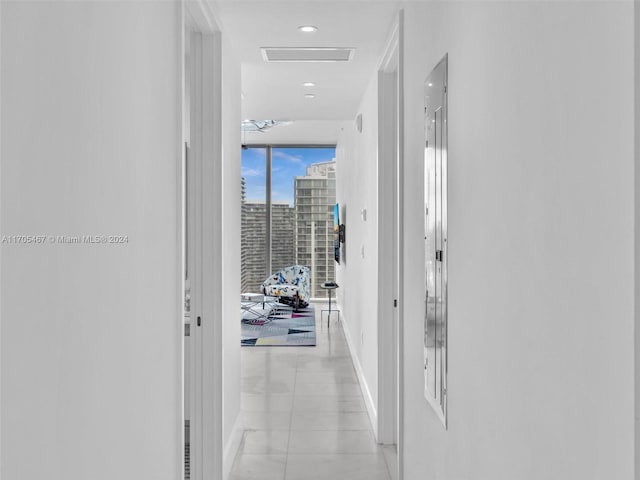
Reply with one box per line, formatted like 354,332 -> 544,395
304,94 -> 316,99
298,25 -> 318,33
302,82 -> 316,87
261,47 -> 355,62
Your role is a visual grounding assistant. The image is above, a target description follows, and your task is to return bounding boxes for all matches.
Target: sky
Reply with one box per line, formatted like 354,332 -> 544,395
241,147 -> 336,206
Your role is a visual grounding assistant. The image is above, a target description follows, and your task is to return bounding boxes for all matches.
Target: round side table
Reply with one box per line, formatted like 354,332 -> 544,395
320,282 -> 340,328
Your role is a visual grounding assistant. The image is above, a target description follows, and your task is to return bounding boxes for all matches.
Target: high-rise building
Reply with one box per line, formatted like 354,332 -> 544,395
241,197 -> 295,293
294,160 -> 337,298
241,201 -> 267,293
240,178 -> 250,292
271,202 -> 297,273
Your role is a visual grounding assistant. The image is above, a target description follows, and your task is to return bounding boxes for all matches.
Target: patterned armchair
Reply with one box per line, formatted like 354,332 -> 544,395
261,265 -> 310,311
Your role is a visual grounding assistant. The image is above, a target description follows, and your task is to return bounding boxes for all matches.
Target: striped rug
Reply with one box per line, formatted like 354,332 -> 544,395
241,304 -> 316,347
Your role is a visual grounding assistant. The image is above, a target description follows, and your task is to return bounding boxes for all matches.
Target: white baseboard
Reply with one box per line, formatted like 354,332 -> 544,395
338,305 -> 379,440
223,413 -> 243,480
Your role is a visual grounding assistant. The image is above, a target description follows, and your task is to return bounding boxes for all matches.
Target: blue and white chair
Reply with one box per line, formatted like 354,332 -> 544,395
261,265 -> 310,311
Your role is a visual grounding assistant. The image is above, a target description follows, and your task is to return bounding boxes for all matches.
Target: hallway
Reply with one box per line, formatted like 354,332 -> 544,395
232,305 -> 392,480
1,2 -> 637,480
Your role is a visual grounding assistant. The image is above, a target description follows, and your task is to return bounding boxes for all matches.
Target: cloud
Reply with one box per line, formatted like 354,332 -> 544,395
272,150 -> 304,164
241,167 -> 263,178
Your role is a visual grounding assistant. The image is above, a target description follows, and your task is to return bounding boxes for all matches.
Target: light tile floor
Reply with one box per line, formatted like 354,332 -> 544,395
231,304 -> 393,480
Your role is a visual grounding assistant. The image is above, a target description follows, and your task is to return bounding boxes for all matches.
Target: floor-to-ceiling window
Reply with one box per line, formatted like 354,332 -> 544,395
240,147 -> 268,293
241,146 -> 337,298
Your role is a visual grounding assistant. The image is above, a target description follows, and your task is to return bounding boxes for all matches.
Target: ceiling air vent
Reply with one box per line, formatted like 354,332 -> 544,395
261,47 -> 355,63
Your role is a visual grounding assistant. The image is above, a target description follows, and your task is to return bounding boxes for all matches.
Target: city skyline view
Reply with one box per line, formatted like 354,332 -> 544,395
241,147 -> 336,206
241,147 -> 337,297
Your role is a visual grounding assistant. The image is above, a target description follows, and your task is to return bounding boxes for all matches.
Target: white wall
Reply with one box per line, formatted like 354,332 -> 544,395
400,2 -> 635,479
1,2 -> 182,480
336,74 -> 380,425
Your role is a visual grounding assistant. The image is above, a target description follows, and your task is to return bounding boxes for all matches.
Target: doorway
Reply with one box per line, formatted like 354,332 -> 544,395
183,2 -> 225,480
377,12 -> 403,480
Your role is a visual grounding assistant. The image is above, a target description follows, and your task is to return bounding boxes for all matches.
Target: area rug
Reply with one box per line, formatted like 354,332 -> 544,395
241,304 -> 316,347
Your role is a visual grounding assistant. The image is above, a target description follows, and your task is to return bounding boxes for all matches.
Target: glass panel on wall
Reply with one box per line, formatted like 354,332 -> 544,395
240,148 -> 267,293
424,55 -> 448,427
241,146 -> 336,299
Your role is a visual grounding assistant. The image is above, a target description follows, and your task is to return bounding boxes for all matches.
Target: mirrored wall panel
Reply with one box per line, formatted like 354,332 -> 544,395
424,55 -> 448,427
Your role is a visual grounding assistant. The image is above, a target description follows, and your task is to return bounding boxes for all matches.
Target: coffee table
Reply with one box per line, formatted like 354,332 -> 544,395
241,293 -> 277,324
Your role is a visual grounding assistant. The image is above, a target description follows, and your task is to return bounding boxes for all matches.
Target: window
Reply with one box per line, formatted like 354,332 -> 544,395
241,146 -> 337,298
240,148 -> 267,293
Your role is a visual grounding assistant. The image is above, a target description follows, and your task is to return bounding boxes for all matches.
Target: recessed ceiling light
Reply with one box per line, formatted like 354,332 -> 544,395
298,25 -> 318,33
303,82 -> 316,87
428,83 -> 433,87
304,94 -> 316,99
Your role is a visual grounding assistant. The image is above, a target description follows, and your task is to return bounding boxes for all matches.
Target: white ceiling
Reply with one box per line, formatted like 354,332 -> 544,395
213,0 -> 401,144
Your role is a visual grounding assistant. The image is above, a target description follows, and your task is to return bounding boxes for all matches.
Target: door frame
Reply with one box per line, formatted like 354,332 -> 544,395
183,2 -> 224,480
377,10 -> 404,480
